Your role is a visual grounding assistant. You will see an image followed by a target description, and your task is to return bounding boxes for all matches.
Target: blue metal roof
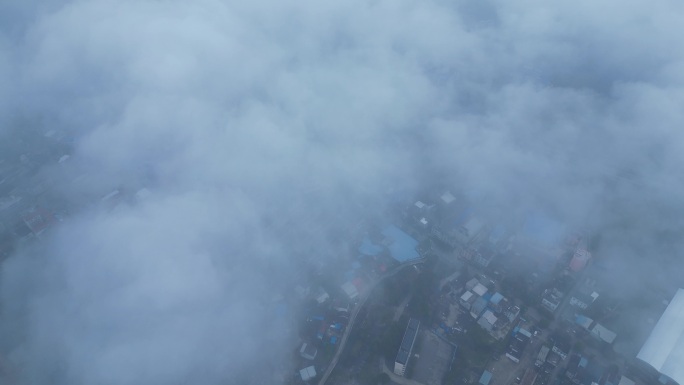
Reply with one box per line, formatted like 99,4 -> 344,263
480,371 -> 493,385
382,225 -> 420,262
490,292 -> 504,304
358,237 -> 383,256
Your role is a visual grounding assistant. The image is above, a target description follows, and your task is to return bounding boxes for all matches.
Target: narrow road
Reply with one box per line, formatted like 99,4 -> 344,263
317,259 -> 426,385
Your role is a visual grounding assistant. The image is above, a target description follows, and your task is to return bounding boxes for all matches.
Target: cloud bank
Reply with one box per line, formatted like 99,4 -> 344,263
1,0 -> 684,383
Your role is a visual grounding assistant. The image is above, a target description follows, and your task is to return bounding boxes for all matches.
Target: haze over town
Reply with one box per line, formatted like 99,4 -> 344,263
1,1 -> 684,385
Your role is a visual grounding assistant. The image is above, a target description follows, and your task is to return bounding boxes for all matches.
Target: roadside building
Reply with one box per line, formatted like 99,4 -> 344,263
551,332 -> 571,360
341,281 -> 359,300
478,310 -> 498,332
541,288 -> 563,312
460,291 -> 476,310
332,299 -> 350,313
299,343 -> 318,360
574,314 -> 594,330
472,283 -> 489,297
394,319 -> 420,376
590,323 -> 617,345
546,350 -> 562,367
536,346 -> 550,367
300,366 -> 317,382
569,289 -> 599,310
315,287 -> 330,304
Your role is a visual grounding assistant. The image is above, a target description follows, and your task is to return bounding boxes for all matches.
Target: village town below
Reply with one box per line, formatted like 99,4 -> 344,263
284,190 -> 683,385
1,132 -> 682,385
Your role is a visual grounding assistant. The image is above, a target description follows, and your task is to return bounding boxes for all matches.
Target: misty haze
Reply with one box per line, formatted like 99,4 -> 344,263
1,1 -> 684,385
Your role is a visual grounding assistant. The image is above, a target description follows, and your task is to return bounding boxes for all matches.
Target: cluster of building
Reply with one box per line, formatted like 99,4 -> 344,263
291,221 -> 426,383
459,277 -> 520,339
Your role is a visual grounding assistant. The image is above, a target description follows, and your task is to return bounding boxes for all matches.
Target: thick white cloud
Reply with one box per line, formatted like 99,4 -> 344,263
1,0 -> 684,383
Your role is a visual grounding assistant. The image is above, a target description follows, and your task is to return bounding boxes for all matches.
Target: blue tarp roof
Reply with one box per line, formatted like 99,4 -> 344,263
575,314 -> 592,326
382,225 -> 420,262
480,371 -> 493,385
490,292 -> 504,304
358,237 -> 383,256
522,212 -> 565,246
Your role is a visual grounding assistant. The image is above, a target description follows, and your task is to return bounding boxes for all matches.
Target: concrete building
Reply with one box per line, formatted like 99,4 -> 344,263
472,283 -> 488,297
315,287 -> 330,304
394,319 -> 420,376
536,346 -> 550,367
299,343 -> 318,360
478,310 -> 498,332
506,329 -> 531,363
460,291 -> 476,310
440,191 -> 456,205
569,289 -> 599,310
300,366 -> 317,382
590,323 -> 617,345
470,297 -> 488,319
541,288 -> 563,312
341,281 -> 359,300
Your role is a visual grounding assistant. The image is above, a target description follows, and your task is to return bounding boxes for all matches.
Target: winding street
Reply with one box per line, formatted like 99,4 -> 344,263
317,258 -> 426,385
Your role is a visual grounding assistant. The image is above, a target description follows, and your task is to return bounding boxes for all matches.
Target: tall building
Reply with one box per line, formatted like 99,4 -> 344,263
394,319 -> 420,376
